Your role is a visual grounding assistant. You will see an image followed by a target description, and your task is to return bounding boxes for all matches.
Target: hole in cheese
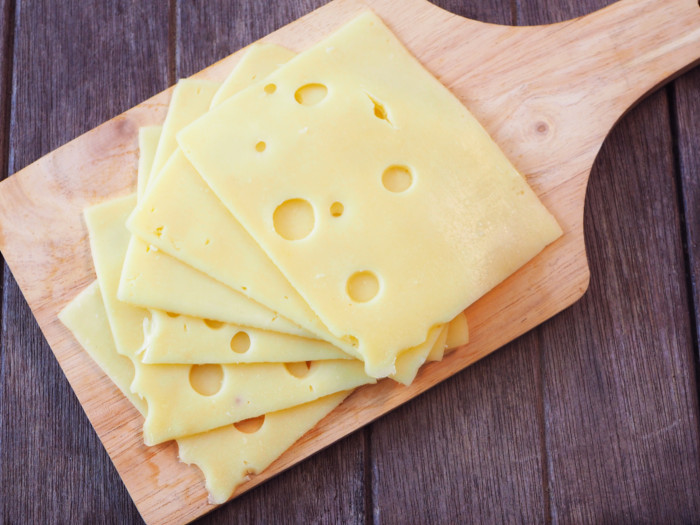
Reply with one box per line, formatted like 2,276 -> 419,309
189,364 -> 224,396
230,331 -> 251,354
366,93 -> 392,125
294,83 -> 327,106
330,202 -> 344,217
273,198 -> 315,240
347,271 -> 380,303
234,415 -> 265,434
284,361 -> 312,378
264,83 -> 276,94
203,319 -> 224,330
255,141 -> 266,152
382,165 -> 413,193
165,312 -> 180,318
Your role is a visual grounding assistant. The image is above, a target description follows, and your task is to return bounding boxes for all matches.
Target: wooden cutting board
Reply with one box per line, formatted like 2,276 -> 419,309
0,0 -> 698,523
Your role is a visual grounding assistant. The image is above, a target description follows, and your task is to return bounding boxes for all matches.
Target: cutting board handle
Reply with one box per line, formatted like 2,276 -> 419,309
565,0 -> 700,131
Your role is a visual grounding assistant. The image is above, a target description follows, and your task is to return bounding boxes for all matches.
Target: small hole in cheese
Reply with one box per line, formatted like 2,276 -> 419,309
347,271 -> 380,303
255,141 -> 266,152
230,331 -> 251,354
264,83 -> 276,94
382,165 -> 413,193
189,364 -> 224,396
284,361 -> 312,378
234,415 -> 265,434
366,93 -> 392,125
166,312 -> 180,318
273,198 -> 315,241
203,319 -> 224,330
330,202 -> 344,217
294,83 -> 328,106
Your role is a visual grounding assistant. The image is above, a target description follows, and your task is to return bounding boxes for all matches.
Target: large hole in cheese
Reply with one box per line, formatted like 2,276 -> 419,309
294,83 -> 328,106
233,415 -> 265,434
347,271 -> 380,303
189,364 -> 224,396
230,331 -> 251,354
273,198 -> 315,240
382,165 -> 413,193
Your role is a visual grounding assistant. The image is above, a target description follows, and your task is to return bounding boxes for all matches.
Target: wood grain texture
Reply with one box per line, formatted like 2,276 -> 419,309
0,0 -> 168,522
0,1 -> 699,524
673,67 -> 700,357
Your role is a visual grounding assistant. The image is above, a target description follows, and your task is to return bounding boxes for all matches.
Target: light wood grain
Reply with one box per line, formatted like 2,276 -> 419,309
0,0 -> 699,523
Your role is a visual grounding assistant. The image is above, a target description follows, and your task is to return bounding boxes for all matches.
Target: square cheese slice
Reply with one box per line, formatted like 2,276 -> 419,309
178,12 -> 562,377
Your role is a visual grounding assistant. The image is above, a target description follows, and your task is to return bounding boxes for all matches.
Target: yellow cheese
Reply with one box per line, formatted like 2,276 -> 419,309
137,126 -> 162,200
179,392 -> 349,504
445,311 -> 469,351
210,42 -> 296,108
390,325 -> 444,385
178,12 -> 562,377
86,194 -> 149,359
128,150 -> 359,357
149,79 -> 220,190
58,282 -> 348,502
118,236 -> 310,337
426,325 -> 449,363
123,106 -> 308,337
142,310 -> 350,364
136,359 -> 371,445
85,195 -> 373,445
58,281 -> 146,413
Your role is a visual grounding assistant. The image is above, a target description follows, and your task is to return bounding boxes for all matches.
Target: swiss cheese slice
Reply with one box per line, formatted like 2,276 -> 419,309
426,325 -> 449,363
210,42 -> 296,108
119,235 -> 310,337
445,311 -> 469,351
178,12 -> 562,377
137,126 -> 162,200
58,281 -> 146,413
391,325 -> 445,385
142,310 -> 350,364
58,282 -> 349,503
149,79 -> 220,191
136,359 -> 371,445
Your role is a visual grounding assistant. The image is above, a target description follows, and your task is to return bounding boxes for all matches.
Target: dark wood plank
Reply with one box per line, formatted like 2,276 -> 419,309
521,0 -> 700,522
370,2 -> 548,524
176,2 -> 369,523
673,67 -> 700,365
1,1 -> 169,523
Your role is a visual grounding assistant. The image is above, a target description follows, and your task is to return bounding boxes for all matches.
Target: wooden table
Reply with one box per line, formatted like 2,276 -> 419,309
1,0 -> 698,523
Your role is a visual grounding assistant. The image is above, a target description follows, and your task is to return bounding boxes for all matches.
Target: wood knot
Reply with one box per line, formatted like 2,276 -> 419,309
535,121 -> 549,134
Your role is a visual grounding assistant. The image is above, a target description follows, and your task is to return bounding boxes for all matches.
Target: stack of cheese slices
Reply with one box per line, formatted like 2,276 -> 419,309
59,12 -> 562,505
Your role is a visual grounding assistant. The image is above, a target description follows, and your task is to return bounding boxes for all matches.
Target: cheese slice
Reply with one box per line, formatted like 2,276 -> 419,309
179,392 -> 349,504
426,325 -> 449,363
149,79 -> 220,191
58,281 -> 146,413
119,236 -> 310,337
178,12 -> 562,377
210,42 -> 296,108
142,310 -> 350,364
58,281 -> 349,503
137,126 -> 162,200
390,325 -> 444,385
445,311 -> 469,351
136,358 -> 371,445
